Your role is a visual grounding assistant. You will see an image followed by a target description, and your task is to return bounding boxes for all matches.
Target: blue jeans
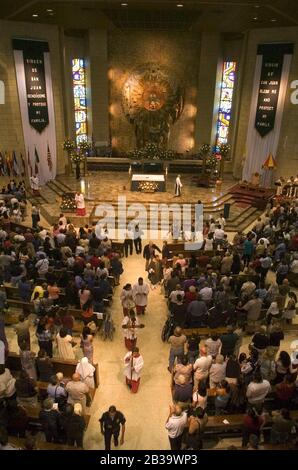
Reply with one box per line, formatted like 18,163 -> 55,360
169,348 -> 184,371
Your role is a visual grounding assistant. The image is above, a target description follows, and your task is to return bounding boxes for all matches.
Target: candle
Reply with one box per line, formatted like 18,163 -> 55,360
80,179 -> 86,194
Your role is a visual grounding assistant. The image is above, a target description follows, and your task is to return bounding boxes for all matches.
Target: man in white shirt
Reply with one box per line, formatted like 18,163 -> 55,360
216,214 -> 226,228
165,404 -> 187,450
169,284 -> 185,305
213,225 -> 225,246
199,284 -> 213,302
193,349 -> 212,388
35,255 -> 49,278
132,277 -> 149,315
246,371 -> 271,408
258,237 -> 270,249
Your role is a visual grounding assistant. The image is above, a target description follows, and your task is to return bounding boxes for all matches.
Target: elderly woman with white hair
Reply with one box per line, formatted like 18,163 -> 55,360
209,355 -> 226,389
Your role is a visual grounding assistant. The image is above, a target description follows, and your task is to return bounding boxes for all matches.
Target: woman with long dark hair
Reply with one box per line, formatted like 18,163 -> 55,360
273,351 -> 293,385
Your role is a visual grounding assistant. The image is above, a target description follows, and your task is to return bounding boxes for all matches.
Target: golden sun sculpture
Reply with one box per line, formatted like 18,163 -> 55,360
122,63 -> 184,149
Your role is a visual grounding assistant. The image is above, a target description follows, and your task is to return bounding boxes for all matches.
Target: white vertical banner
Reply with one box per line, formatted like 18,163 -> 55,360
13,39 -> 56,185
242,43 -> 293,183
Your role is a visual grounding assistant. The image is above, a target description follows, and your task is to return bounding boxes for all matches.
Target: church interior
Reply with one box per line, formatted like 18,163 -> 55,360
0,0 -> 298,453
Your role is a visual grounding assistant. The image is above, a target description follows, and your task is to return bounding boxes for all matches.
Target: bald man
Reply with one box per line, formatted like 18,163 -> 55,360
66,373 -> 89,414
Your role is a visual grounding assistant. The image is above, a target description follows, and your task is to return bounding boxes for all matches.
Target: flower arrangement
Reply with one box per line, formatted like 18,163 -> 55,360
218,143 -> 231,160
200,143 -> 211,155
63,139 -> 75,152
129,144 -> 178,161
78,140 -> 92,154
60,193 -> 77,212
70,153 -> 84,164
206,154 -> 218,170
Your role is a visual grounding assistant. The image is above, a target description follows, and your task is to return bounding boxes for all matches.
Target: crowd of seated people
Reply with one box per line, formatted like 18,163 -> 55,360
0,183 -> 297,450
163,198 -> 298,449
0,199 -> 124,449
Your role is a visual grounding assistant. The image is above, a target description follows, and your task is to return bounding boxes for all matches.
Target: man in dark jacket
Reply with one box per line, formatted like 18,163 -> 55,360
99,405 -> 126,450
61,404 -> 86,448
170,295 -> 187,327
143,241 -> 161,271
220,326 -> 239,358
39,398 -> 60,442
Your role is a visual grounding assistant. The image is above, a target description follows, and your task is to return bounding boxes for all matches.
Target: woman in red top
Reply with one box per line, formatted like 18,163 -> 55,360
242,407 -> 266,448
81,298 -> 94,326
275,373 -> 296,409
185,286 -> 198,304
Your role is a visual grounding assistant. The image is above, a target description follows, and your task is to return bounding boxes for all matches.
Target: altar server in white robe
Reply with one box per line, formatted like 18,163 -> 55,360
75,191 -> 86,216
132,277 -> 149,315
30,175 -> 40,194
174,175 -> 182,197
123,347 -> 144,393
122,310 -> 144,351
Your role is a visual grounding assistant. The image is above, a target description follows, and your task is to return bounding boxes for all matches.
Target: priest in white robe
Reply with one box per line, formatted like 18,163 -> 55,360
174,175 -> 182,197
30,174 -> 40,195
123,347 -> 144,393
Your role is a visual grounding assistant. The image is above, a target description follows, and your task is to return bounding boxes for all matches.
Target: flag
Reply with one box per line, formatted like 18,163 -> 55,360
12,151 -> 19,176
2,152 -> 7,176
47,143 -> 53,172
27,148 -> 33,177
5,151 -> 11,176
34,147 -> 39,175
0,152 -> 3,176
20,153 -> 26,177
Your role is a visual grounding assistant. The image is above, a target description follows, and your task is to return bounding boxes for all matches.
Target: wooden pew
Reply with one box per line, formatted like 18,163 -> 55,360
6,352 -> 100,388
21,403 -> 90,430
36,381 -> 96,403
205,410 -> 298,436
8,436 -> 82,450
182,327 -> 228,337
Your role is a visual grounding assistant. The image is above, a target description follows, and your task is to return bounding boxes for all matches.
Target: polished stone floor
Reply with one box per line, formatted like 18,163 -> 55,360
59,172 -> 236,205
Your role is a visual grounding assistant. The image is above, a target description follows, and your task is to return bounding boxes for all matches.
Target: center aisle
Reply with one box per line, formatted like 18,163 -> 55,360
84,248 -> 172,450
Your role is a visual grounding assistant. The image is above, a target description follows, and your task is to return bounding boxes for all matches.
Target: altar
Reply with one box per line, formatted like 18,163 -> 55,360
131,173 -> 166,192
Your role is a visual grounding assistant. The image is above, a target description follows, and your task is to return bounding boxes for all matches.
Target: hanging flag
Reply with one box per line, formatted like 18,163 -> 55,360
0,152 -> 4,176
12,151 -> 20,176
34,147 -> 40,175
2,152 -> 7,176
20,153 -> 26,177
47,143 -> 53,171
27,148 -> 33,177
5,152 -> 11,177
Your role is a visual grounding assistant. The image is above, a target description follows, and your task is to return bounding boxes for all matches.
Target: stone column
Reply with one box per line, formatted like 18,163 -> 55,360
194,32 -> 222,148
88,29 -> 110,146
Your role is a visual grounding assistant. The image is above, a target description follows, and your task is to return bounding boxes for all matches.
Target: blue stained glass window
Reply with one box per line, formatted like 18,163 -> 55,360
216,61 -> 236,147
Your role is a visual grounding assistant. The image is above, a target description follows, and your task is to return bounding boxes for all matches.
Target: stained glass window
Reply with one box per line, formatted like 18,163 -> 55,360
216,61 -> 236,147
72,58 -> 87,144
